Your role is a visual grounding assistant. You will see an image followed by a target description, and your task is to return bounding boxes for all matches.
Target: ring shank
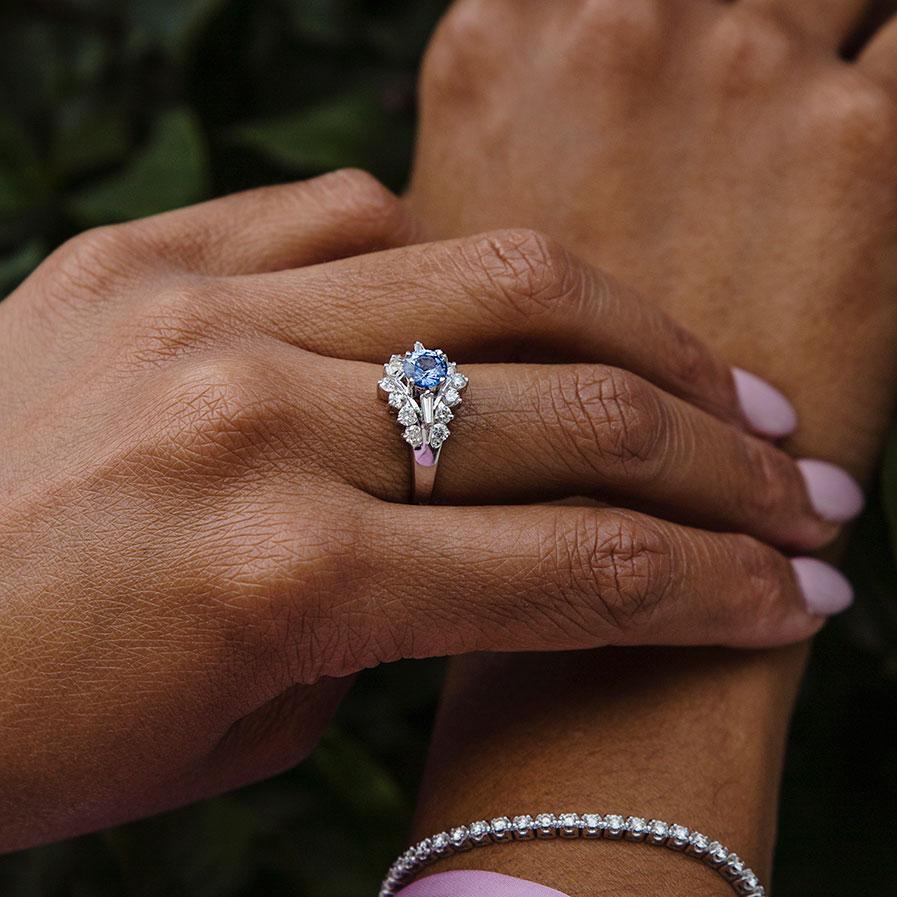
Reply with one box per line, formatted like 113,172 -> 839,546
412,444 -> 441,504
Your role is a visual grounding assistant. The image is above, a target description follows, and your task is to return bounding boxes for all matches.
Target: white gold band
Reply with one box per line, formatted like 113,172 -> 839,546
380,812 -> 766,897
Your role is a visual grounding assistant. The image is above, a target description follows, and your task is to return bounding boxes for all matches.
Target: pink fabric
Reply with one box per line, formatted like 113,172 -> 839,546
394,870 -> 573,897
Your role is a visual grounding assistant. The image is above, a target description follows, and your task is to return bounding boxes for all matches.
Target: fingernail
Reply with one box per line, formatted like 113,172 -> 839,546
797,459 -> 865,523
791,557 -> 854,615
732,368 -> 798,437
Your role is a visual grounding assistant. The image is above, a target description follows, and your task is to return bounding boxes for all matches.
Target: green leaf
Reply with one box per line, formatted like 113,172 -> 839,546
129,0 -> 231,56
0,239 -> 45,296
51,106 -> 131,179
288,0 -> 353,44
0,117 -> 48,216
68,109 -> 209,225
225,90 -> 392,172
310,728 -> 407,819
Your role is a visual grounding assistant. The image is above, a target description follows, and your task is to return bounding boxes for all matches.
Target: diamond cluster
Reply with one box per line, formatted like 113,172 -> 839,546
379,812 -> 766,897
379,342 -> 468,452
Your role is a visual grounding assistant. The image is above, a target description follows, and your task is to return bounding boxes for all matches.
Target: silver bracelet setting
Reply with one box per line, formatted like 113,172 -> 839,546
380,812 -> 766,897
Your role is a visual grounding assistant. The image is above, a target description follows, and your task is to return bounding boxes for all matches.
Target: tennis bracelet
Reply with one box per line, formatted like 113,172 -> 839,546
380,812 -> 766,897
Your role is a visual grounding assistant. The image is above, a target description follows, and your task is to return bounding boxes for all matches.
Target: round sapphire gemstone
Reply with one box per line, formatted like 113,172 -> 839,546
403,349 -> 448,390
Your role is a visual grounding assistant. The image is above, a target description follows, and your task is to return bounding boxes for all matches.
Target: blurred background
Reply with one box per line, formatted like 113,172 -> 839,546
1,1 -> 896,895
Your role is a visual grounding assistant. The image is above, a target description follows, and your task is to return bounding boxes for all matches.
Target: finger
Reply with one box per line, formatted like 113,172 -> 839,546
345,359 -> 858,552
740,0 -> 872,45
127,169 -> 417,276
234,229 -> 797,437
359,503 -> 852,658
858,15 -> 897,92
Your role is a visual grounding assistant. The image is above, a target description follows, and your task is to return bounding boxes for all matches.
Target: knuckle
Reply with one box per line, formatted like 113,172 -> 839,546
467,228 -> 583,320
802,73 -> 897,159
153,354 -> 290,474
308,168 -> 412,244
576,0 -> 665,55
41,224 -> 145,301
567,512 -> 673,637
419,0 -> 505,98
129,279 -> 225,362
704,8 -> 795,93
551,366 -> 665,473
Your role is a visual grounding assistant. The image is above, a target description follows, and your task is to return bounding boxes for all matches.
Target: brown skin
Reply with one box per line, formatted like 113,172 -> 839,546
0,169 -> 844,851
406,0 -> 897,893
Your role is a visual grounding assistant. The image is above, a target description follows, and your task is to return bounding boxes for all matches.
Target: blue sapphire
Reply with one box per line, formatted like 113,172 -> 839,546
403,348 -> 448,390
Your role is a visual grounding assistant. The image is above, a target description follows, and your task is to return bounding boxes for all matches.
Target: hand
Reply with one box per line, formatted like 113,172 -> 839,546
403,3 -> 897,893
0,170 -> 858,851
409,0 -> 897,476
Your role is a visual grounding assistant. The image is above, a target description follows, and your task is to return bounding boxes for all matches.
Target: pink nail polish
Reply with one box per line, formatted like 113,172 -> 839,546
732,368 -> 798,438
791,557 -> 854,616
797,459 -> 865,523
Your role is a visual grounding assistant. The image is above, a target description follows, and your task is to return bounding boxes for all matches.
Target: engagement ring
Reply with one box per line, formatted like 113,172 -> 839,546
378,342 -> 468,503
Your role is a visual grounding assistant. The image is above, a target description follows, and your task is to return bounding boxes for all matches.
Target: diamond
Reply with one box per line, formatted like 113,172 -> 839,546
449,826 -> 469,849
429,422 -> 450,448
385,355 -> 405,376
379,377 -> 400,393
397,404 -> 418,426
724,854 -> 745,879
512,815 -> 535,839
604,814 -> 625,838
535,813 -> 557,838
490,816 -> 512,842
648,819 -> 669,844
414,839 -> 432,861
668,824 -> 690,849
582,814 -> 604,838
558,813 -> 580,838
442,387 -> 461,407
388,391 -> 406,409
688,832 -> 710,855
469,820 -> 489,843
403,426 -> 424,448
434,404 -> 454,424
431,831 -> 450,854
450,372 -> 469,390
625,817 -> 648,841
738,870 -> 760,892
706,841 -> 729,866
404,348 -> 448,390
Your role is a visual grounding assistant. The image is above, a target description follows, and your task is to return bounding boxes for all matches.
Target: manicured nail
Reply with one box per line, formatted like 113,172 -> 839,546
791,557 -> 854,615
732,368 -> 798,438
797,459 -> 865,523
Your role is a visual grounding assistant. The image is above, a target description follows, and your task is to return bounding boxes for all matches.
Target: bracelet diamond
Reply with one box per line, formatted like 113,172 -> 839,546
379,812 -> 766,897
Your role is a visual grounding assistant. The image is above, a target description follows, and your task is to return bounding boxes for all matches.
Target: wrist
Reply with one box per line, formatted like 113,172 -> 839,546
410,645 -> 808,895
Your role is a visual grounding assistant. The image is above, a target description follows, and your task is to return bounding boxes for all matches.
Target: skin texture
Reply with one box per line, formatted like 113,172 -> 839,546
405,0 -> 897,894
0,169 -> 855,852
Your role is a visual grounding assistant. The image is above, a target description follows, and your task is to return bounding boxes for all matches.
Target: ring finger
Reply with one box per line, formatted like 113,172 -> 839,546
280,349 -> 861,552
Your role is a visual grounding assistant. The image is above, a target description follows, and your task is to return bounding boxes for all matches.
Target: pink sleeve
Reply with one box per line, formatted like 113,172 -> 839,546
394,870 -> 573,897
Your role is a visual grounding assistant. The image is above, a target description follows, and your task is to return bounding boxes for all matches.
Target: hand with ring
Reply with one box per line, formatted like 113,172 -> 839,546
0,170 -> 863,850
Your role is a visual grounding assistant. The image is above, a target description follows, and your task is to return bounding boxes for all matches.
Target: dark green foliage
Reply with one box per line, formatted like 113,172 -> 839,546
1,2 -> 895,895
